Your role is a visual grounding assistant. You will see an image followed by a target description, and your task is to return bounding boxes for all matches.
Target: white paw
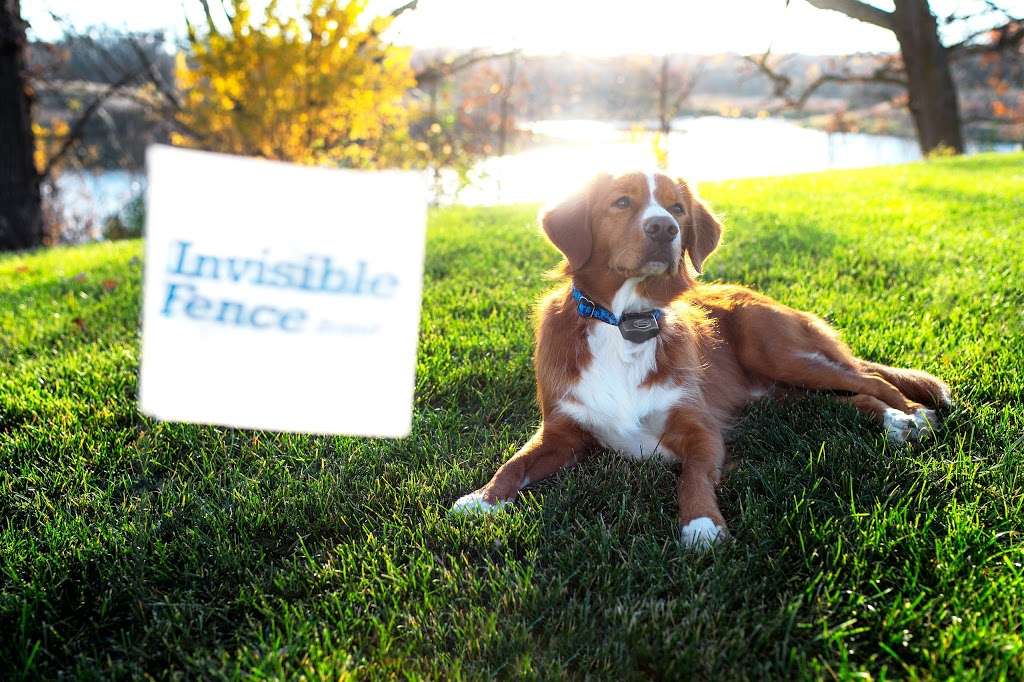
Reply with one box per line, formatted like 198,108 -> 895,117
884,407 -> 938,442
679,516 -> 726,550
449,491 -> 507,514
913,407 -> 938,433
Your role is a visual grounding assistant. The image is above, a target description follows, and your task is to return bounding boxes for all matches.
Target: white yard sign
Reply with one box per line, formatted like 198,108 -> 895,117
139,146 -> 427,437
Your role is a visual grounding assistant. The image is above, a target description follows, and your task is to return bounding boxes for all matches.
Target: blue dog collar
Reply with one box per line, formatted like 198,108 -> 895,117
571,286 -> 664,327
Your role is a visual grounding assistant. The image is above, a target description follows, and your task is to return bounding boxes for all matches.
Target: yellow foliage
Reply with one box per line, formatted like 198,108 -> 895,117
32,119 -> 71,173
925,143 -> 958,159
174,0 -> 417,168
650,132 -> 669,170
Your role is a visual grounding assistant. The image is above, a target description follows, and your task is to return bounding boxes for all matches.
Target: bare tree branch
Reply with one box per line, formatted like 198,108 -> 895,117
197,0 -> 220,35
654,55 -> 705,133
347,0 -> 418,63
414,49 -> 519,87
121,36 -> 211,144
127,35 -> 182,111
802,0 -> 895,31
389,0 -> 418,18
744,49 -> 905,111
670,58 -> 705,114
948,19 -> 1024,56
41,68 -> 142,180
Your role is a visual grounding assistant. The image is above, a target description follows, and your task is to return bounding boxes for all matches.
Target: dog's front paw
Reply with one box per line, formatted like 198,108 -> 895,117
884,407 -> 938,443
679,517 -> 727,550
449,490 -> 508,515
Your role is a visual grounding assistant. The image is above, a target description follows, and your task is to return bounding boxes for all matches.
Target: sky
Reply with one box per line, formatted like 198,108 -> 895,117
21,0 -> 1024,56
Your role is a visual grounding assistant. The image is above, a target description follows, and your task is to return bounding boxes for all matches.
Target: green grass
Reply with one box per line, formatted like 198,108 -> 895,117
2,153 -> 1023,679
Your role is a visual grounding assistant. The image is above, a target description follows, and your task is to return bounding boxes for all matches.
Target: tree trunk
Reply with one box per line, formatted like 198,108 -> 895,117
658,55 -> 670,135
0,0 -> 42,251
892,0 -> 965,154
497,52 -> 517,157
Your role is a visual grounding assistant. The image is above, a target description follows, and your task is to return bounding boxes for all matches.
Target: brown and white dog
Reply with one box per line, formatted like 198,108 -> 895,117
450,171 -> 950,548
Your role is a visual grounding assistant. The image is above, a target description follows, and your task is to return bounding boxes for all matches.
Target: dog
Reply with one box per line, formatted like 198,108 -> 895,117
450,171 -> 950,548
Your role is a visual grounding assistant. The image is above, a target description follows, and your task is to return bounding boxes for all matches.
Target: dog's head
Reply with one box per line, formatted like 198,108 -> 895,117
541,172 -> 722,281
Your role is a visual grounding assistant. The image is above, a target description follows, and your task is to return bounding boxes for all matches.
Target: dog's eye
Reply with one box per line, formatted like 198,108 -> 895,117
613,196 -> 631,209
669,203 -> 685,215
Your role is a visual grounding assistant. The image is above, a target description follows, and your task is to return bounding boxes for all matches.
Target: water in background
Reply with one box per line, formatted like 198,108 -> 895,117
53,170 -> 145,240
438,116 -> 1018,205
56,116 -> 1018,235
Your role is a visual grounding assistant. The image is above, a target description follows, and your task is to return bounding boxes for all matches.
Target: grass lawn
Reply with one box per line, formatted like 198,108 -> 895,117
2,153 -> 1023,679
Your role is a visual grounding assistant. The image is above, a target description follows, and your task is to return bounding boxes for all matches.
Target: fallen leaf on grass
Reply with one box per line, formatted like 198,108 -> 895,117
101,279 -> 118,292
72,317 -> 87,333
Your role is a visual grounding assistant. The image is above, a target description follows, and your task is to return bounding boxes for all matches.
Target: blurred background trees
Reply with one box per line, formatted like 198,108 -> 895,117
2,0 -> 1023,251
4,0 -> 529,248
411,48 -> 524,194
4,8 -> 174,248
655,55 -> 704,136
749,0 -> 1024,154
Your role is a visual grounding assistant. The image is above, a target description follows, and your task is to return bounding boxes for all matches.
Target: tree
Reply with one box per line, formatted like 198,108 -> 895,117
3,17 -> 167,248
172,0 -> 418,168
654,54 -> 702,135
32,28 -> 177,172
449,55 -> 528,156
751,0 -> 1024,154
496,52 -> 519,156
410,48 -> 517,194
0,0 -> 42,250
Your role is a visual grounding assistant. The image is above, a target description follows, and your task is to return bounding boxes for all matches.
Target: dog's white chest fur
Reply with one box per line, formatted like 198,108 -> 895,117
557,280 -> 693,460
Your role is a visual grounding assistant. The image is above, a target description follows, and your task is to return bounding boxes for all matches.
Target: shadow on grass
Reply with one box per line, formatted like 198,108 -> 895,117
5,386 -> 999,678
452,394 -> 972,676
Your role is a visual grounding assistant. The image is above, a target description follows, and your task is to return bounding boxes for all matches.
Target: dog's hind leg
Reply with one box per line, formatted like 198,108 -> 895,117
729,305 -> 928,416
765,351 -> 922,412
728,310 -> 943,442
762,353 -> 939,442
859,361 -> 951,409
837,393 -> 938,442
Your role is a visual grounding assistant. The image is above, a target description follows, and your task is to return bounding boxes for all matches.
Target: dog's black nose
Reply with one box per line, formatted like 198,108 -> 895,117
643,217 -> 678,243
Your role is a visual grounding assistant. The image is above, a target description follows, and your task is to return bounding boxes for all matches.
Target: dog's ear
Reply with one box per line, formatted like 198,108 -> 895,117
679,180 -> 722,274
541,174 -> 607,272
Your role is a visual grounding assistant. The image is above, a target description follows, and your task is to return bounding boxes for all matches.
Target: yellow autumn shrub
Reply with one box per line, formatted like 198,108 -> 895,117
173,0 -> 417,168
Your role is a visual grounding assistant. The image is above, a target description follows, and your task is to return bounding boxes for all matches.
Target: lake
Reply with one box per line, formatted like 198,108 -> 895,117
438,116 -> 1018,205
55,116 -> 1018,236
